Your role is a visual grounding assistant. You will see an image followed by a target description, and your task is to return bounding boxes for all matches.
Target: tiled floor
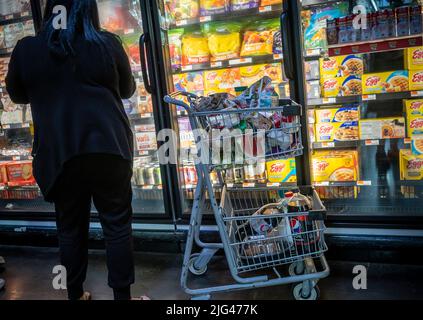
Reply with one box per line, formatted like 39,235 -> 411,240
0,245 -> 422,300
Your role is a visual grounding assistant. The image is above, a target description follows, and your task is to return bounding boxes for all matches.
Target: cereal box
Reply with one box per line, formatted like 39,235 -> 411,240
315,105 -> 359,123
404,99 -> 423,117
315,121 -> 359,142
400,149 -> 423,180
407,114 -> 423,137
362,71 -> 409,94
266,159 -> 297,183
204,68 -> 241,96
409,70 -> 423,91
321,76 -> 362,97
404,46 -> 423,70
359,117 -> 405,140
6,161 -> 36,187
311,150 -> 359,182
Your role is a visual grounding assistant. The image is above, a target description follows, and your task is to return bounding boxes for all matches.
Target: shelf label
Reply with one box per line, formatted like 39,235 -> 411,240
411,91 -> 423,97
242,182 -> 255,188
357,180 -> 372,186
306,49 -> 320,56
273,53 -> 283,60
365,139 -> 379,146
138,150 -> 149,155
362,94 -> 376,101
226,183 -> 234,188
175,19 -> 187,26
5,15 -> 13,20
267,182 -> 280,187
322,98 -> 336,104
314,181 -> 330,186
229,58 -> 252,66
259,6 -> 272,12
12,156 -> 21,161
181,65 -> 193,71
404,138 -> 412,144
21,11 -> 30,17
321,142 -> 335,148
143,185 -> 154,190
199,16 -> 211,22
157,185 -> 163,190
210,61 -> 222,68
184,184 -> 194,189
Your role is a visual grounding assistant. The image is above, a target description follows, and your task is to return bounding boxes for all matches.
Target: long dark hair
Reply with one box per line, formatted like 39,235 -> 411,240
42,0 -> 109,58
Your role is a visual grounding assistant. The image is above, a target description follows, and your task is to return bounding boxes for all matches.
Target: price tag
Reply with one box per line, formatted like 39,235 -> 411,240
314,181 -> 330,186
242,182 -> 255,188
306,49 -> 320,56
321,142 -> 335,148
357,180 -> 372,186
365,139 -> 379,146
259,6 -> 272,12
157,185 -> 163,190
141,113 -> 151,118
138,150 -> 149,155
362,94 -> 376,101
210,61 -> 222,68
143,185 -> 154,190
404,138 -> 412,144
124,29 -> 134,35
12,156 -> 21,161
21,11 -> 30,17
229,58 -> 252,66
226,183 -> 234,188
175,19 -> 187,26
181,65 -> 193,71
184,184 -> 194,189
5,15 -> 13,20
199,16 -> 211,22
322,98 -> 336,104
273,53 -> 283,60
411,91 -> 423,97
267,182 -> 280,187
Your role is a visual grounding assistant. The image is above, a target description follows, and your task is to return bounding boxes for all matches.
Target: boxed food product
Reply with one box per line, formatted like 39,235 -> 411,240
306,80 -> 321,99
204,68 -> 241,95
410,5 -> 423,35
319,55 -> 363,79
165,0 -> 199,21
239,63 -> 282,86
399,149 -> 423,180
6,161 -> 35,186
407,114 -> 423,137
315,105 -> 359,123
121,33 -> 141,66
411,138 -> 423,155
315,121 -> 359,142
199,0 -> 229,15
359,117 -> 406,140
319,57 -> 339,79
0,163 -> 8,184
321,76 -> 362,97
231,0 -> 259,11
396,6 -> 410,37
404,99 -> 423,117
135,132 -> 157,151
311,150 -> 359,182
308,124 -> 316,143
203,21 -> 241,61
305,60 -> 320,80
240,19 -> 279,56
404,46 -> 423,70
261,0 -> 282,5
173,72 -> 204,92
409,70 -> 423,91
169,28 -> 184,69
266,158 -> 297,183
182,30 -> 210,65
315,186 -> 358,199
362,71 -> 409,94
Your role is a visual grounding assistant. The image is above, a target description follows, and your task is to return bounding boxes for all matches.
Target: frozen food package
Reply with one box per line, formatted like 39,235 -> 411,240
338,55 -> 364,77
410,5 -> 422,35
203,21 -> 241,61
362,71 -> 409,94
412,138 -> 423,155
169,28 -> 184,69
98,0 -> 140,32
273,29 -> 282,54
305,60 -> 320,80
359,117 -> 405,140
135,132 -> 157,151
200,0 -> 229,16
240,19 -> 279,56
399,149 -> 423,180
404,46 -> 423,70
6,161 -> 36,187
240,63 -> 282,86
165,0 -> 199,22
321,76 -> 362,97
404,99 -> 423,117
182,30 -> 210,65
231,0 -> 259,11
22,20 -> 35,37
121,33 -> 141,66
315,105 -> 359,123
396,6 -> 410,37
315,121 -> 359,142
204,68 -> 241,95
266,158 -> 297,183
312,150 -> 359,182
173,72 -> 205,92
261,0 -> 282,5
409,70 -> 423,91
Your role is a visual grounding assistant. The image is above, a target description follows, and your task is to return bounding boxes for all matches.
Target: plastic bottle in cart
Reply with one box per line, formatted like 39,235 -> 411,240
283,191 -> 314,243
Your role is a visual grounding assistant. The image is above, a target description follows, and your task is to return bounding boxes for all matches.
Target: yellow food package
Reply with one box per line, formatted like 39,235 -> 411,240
409,70 -> 423,91
319,57 -> 339,79
203,22 -> 241,61
239,63 -> 282,86
411,138 -> 423,155
181,31 -> 210,65
200,0 -> 229,15
362,71 -> 409,94
315,121 -> 359,142
404,46 -> 423,70
266,159 -> 297,183
312,150 -> 359,182
407,114 -> 423,137
319,55 -> 363,79
359,117 -> 405,140
240,19 -> 279,56
261,0 -> 283,5
321,76 -> 362,97
204,68 -> 241,95
400,149 -> 423,180
404,99 -> 423,117
315,106 -> 359,123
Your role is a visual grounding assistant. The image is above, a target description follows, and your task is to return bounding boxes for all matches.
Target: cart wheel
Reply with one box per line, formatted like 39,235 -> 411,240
292,283 -> 320,300
188,254 -> 207,276
288,261 -> 304,276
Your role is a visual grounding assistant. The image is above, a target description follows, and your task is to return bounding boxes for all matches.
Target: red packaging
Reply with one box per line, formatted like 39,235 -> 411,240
0,163 -> 8,184
6,161 -> 36,187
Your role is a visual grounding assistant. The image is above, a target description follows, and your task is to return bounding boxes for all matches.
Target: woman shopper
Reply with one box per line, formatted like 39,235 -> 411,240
6,0 -> 146,300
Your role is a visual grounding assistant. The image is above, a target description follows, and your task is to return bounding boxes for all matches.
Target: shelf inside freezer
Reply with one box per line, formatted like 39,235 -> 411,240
168,4 -> 283,29
312,141 -> 359,150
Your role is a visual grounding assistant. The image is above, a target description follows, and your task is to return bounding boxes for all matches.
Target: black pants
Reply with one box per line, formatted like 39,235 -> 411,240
53,154 -> 134,300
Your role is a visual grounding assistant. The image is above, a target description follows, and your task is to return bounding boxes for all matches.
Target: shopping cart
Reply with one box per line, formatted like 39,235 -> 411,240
164,91 -> 329,300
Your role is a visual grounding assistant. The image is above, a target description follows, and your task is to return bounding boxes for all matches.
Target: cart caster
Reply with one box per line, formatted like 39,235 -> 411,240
292,283 -> 320,300
288,261 -> 305,276
188,254 -> 208,276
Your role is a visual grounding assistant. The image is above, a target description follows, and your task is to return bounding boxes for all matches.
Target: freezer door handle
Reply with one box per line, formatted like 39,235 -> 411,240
281,1 -> 294,81
139,33 -> 153,94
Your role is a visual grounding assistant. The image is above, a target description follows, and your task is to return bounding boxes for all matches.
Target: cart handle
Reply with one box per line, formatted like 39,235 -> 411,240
164,91 -> 199,111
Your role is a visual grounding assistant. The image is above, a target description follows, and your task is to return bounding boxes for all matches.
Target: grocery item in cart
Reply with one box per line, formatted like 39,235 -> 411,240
305,60 -> 320,80
362,71 -> 409,94
400,149 -> 423,180
311,150 -> 358,182
203,21 -> 241,61
204,68 -> 241,95
266,159 -> 297,183
199,0 -> 229,15
182,30 -> 210,65
404,46 -> 423,70
315,105 -> 359,123
231,0 -> 259,11
315,121 -> 359,142
0,163 -> 8,184
165,0 -> 199,21
169,28 -> 184,69
409,70 -> 423,91
359,117 -> 405,140
240,19 -> 279,56
135,131 -> 157,151
319,57 -> 339,79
